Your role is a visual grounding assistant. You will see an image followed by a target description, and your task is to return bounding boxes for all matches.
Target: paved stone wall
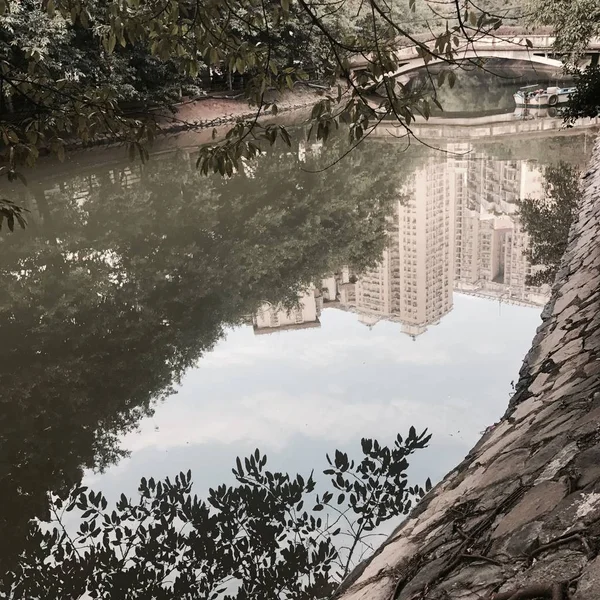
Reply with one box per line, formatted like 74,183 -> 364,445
336,142 -> 600,600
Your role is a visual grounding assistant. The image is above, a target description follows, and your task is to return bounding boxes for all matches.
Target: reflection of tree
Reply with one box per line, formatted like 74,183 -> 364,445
0,134 -> 409,571
412,69 -> 521,113
516,162 -> 581,286
3,432 -> 431,600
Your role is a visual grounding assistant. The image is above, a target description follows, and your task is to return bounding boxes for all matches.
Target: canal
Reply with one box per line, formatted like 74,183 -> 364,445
0,71 -> 596,593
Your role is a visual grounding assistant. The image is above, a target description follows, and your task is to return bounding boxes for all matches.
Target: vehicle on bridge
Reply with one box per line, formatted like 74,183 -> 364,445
513,85 -> 577,107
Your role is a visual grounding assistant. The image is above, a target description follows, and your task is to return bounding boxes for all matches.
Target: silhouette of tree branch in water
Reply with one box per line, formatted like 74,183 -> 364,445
1,430 -> 432,600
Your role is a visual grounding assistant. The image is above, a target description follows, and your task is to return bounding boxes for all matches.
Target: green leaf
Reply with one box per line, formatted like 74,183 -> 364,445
279,126 -> 291,146
447,70 -> 456,89
15,212 -> 27,229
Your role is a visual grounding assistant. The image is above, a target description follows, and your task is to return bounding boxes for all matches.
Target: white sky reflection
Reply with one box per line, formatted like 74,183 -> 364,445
86,294 -> 540,503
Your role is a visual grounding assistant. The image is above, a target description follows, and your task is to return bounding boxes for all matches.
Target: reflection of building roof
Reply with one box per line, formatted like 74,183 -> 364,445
252,320 -> 321,335
323,304 -> 450,337
401,323 -> 428,338
358,314 -> 382,328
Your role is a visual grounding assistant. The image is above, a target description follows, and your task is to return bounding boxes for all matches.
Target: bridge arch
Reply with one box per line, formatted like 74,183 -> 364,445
386,50 -> 564,79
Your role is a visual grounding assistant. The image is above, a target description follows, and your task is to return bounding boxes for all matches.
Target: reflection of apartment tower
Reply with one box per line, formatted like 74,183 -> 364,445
323,146 -> 550,335
503,218 -> 548,304
354,250 -> 392,318
450,143 -> 478,284
334,157 -> 454,337
396,159 -> 454,334
467,154 -> 520,216
298,140 -> 323,162
252,288 -> 322,335
454,149 -> 550,305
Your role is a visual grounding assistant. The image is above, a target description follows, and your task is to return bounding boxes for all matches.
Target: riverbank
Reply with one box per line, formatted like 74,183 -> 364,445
158,85 -> 328,131
21,84 -> 323,172
337,140 -> 600,599
14,88 -> 321,186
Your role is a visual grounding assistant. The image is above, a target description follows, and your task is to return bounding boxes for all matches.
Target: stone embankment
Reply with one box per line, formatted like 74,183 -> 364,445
337,142 -> 600,599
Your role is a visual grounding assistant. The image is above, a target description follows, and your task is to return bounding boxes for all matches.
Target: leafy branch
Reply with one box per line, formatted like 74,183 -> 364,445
3,429 -> 432,600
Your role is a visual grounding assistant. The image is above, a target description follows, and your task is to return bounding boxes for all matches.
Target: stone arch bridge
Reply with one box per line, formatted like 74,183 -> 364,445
349,30 -> 600,80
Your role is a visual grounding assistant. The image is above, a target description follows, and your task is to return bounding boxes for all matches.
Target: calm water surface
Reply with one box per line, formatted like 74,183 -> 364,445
0,78 -> 596,569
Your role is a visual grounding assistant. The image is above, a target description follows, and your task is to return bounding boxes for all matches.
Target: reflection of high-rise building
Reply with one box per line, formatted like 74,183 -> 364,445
324,145 -> 551,337
396,158 -> 454,333
256,144 -> 552,338
454,147 -> 550,305
252,288 -> 322,335
331,156 -> 455,338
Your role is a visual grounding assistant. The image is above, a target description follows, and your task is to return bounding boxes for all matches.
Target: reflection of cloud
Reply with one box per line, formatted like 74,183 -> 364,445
199,341 -> 277,368
118,301 -> 535,460
201,331 -> 451,371
88,298 -> 539,502
122,387 -> 488,456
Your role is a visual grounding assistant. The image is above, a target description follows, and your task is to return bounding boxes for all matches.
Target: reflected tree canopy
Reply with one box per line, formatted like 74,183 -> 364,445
1,431 -> 432,600
0,132 -> 411,570
517,162 -> 581,286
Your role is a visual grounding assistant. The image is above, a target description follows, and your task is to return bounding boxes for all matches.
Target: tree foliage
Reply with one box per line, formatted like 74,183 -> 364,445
563,65 -> 600,124
0,197 -> 27,230
527,0 -> 600,121
1,430 -> 432,600
527,0 -> 600,62
517,162 -> 581,286
0,0 -> 520,207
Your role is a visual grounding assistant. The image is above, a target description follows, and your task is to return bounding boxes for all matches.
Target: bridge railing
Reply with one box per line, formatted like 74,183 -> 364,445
350,29 -> 600,70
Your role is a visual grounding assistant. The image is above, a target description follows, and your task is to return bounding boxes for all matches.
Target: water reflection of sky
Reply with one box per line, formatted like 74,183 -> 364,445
87,294 -> 540,502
